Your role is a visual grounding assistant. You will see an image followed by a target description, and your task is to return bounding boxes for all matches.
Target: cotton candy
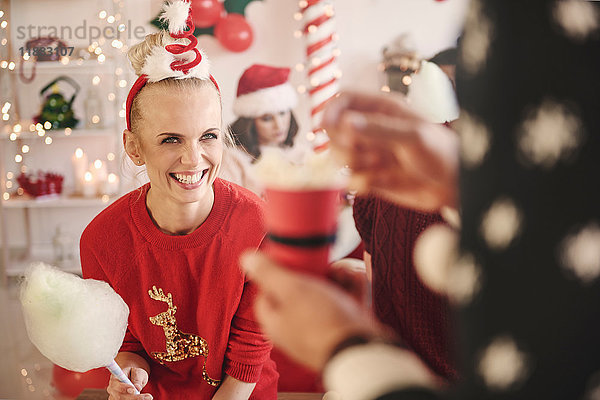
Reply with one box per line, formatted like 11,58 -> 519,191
20,262 -> 129,372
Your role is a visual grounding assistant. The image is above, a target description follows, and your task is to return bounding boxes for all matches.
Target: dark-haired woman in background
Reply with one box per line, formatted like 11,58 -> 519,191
230,64 -> 299,160
219,64 -> 304,194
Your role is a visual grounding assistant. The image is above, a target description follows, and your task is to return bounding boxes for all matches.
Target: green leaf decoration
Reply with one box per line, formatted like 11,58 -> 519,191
150,14 -> 214,36
150,0 -> 262,37
224,0 -> 263,15
194,26 -> 215,36
150,15 -> 166,31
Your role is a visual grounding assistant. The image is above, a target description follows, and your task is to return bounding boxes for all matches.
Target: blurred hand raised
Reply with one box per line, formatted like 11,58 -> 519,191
241,251 -> 379,371
322,91 -> 459,211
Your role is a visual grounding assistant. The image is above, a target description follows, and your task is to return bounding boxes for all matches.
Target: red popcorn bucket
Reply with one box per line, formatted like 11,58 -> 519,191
263,187 -> 341,276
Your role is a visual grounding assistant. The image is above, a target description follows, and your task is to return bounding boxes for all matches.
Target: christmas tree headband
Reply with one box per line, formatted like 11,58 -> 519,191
126,0 -> 220,131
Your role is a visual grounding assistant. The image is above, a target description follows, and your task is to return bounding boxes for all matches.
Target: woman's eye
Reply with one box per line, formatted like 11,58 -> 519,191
201,132 -> 218,140
261,115 -> 273,122
162,136 -> 179,144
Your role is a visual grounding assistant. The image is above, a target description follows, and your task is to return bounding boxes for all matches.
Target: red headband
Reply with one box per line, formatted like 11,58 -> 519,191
125,2 -> 220,131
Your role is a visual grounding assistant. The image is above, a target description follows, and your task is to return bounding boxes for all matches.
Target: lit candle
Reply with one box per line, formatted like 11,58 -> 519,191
82,172 -> 96,198
90,159 -> 108,183
101,173 -> 120,196
71,148 -> 88,195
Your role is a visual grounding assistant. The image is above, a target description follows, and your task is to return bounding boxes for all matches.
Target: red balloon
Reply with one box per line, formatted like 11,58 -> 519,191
52,364 -> 110,397
215,14 -> 254,53
191,0 -> 223,28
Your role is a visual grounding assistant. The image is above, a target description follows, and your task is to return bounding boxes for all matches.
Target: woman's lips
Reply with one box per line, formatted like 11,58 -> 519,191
169,169 -> 209,189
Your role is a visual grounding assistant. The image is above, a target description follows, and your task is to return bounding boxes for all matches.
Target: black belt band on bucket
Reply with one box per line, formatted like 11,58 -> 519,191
267,232 -> 337,248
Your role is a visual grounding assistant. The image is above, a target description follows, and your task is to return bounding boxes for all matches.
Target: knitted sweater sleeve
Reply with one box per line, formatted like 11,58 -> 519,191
353,195 -> 376,254
80,229 -> 144,354
224,279 -> 272,383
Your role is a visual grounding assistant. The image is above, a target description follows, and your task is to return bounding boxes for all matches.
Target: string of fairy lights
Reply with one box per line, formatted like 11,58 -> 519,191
1,0 -> 133,204
0,1 -> 134,395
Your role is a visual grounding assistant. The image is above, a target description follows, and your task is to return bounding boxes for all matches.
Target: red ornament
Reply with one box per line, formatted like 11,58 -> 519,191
17,172 -> 64,198
215,14 -> 254,52
52,365 -> 110,397
191,0 -> 223,28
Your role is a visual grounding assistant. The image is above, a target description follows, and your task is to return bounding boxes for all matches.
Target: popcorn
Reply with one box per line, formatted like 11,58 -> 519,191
254,148 -> 346,190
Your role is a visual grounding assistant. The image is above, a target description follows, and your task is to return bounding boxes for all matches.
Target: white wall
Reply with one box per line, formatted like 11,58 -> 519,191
193,0 -> 470,129
3,0 -> 469,250
9,0 -> 469,133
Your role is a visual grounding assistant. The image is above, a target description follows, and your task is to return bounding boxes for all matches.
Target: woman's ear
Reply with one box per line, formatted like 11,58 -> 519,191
123,129 -> 144,166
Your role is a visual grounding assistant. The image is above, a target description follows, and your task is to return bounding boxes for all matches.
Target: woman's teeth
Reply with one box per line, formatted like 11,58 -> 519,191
173,170 -> 205,184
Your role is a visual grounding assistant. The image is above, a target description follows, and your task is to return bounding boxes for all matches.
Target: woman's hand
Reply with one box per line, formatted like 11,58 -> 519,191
240,251 -> 381,372
107,352 -> 153,400
328,258 -> 368,305
322,91 -> 459,212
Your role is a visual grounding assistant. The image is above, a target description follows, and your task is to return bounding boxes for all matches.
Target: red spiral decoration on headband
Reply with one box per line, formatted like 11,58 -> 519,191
165,11 -> 202,74
126,1 -> 219,131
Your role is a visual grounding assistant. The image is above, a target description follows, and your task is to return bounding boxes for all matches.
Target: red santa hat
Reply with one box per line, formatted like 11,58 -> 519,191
233,64 -> 298,118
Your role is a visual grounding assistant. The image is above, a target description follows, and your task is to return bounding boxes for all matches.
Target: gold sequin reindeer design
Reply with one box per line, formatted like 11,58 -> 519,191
148,286 -> 221,387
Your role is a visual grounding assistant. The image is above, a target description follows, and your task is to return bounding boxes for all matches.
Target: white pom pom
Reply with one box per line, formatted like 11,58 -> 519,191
160,0 -> 192,34
142,46 -> 211,82
408,60 -> 459,123
20,263 -> 129,372
413,224 -> 458,294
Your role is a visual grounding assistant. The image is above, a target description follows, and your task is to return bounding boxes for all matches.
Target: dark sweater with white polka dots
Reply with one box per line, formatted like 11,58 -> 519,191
355,1 -> 600,399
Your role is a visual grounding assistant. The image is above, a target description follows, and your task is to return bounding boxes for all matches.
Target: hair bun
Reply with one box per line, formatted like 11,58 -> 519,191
127,31 -> 173,76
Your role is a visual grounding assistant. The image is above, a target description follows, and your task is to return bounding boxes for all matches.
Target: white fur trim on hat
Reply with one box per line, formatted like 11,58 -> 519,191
142,45 -> 211,82
408,60 -> 459,123
159,0 -> 191,34
233,83 -> 298,118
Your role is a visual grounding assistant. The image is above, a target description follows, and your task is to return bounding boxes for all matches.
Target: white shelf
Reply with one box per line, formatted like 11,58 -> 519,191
1,127 -> 118,140
6,258 -> 82,277
12,58 -> 115,73
2,195 -> 117,209
0,0 -> 128,285
5,247 -> 81,277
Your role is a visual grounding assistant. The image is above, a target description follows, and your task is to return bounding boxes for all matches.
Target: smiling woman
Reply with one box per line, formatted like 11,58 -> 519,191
125,81 -> 223,235
78,2 -> 278,399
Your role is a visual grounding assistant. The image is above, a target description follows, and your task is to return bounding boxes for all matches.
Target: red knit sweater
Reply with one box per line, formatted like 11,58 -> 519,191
353,196 -> 457,380
81,179 -> 278,399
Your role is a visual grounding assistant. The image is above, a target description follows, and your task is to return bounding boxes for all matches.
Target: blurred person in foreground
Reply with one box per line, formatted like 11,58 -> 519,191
241,1 -> 600,399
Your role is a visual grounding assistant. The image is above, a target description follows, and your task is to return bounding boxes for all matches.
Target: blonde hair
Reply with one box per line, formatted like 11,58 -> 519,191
128,31 -> 173,76
126,32 -> 233,147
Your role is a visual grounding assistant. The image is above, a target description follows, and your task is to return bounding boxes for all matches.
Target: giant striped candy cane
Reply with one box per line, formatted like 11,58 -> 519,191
298,0 -> 341,151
